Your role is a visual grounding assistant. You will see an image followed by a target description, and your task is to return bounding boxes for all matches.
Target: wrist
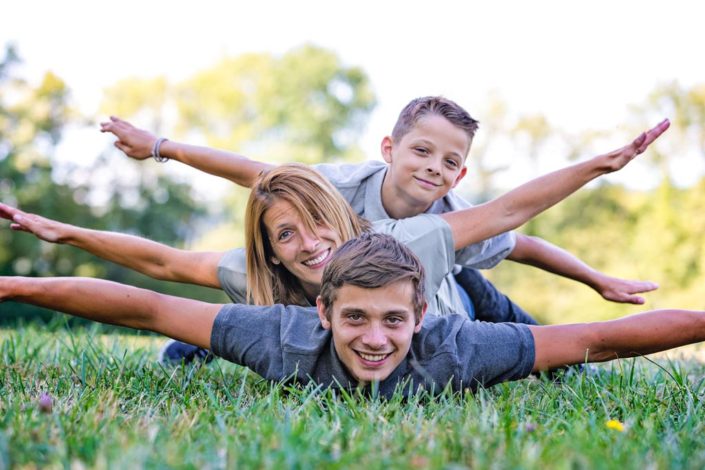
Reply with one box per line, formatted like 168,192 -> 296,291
151,137 -> 169,162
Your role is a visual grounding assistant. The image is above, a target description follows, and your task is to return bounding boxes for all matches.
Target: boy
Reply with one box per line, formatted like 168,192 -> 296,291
2,232 -> 702,397
100,97 -> 658,322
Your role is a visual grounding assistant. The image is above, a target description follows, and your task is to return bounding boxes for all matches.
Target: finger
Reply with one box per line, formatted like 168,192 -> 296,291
10,223 -> 30,232
640,119 -> 671,150
624,295 -> 646,305
114,141 -> 129,153
633,281 -> 659,293
0,204 -> 21,221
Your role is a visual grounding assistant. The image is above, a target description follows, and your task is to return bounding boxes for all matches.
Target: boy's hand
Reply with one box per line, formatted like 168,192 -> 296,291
100,116 -> 157,160
0,203 -> 66,243
600,119 -> 670,173
592,274 -> 659,305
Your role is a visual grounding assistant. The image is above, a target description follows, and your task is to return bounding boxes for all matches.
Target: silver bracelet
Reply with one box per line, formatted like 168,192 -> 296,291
151,137 -> 169,163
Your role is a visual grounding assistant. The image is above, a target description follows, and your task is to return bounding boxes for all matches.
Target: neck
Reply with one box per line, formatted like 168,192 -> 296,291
380,173 -> 432,219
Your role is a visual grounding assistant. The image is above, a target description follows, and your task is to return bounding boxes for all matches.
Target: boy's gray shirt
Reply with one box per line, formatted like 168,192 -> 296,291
210,303 -> 535,396
312,160 -> 516,268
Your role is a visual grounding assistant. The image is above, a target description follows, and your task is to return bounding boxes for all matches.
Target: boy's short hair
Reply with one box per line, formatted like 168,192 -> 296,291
392,96 -> 479,155
319,232 -> 426,322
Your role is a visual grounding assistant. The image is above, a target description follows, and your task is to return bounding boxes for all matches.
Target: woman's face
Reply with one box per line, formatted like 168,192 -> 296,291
263,199 -> 343,299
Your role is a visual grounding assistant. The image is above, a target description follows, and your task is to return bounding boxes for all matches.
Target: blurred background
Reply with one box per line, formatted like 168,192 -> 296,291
1,0 -> 704,324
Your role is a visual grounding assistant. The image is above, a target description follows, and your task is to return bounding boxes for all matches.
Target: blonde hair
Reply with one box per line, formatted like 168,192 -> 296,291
245,163 -> 370,306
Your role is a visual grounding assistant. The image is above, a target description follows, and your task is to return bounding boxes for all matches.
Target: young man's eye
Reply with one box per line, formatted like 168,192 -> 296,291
346,314 -> 363,322
386,316 -> 403,326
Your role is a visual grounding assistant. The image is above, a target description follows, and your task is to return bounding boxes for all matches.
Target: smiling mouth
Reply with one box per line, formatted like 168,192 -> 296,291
302,248 -> 331,267
413,176 -> 441,188
356,351 -> 392,363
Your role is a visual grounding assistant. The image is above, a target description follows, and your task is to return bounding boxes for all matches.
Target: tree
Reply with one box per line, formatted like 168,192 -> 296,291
1,45 -> 223,324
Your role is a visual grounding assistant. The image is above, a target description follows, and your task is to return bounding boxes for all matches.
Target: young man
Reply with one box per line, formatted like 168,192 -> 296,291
100,97 -> 659,325
2,232 -> 703,397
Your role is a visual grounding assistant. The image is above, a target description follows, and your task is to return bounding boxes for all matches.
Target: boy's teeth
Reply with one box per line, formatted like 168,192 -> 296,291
359,352 -> 387,362
304,250 -> 328,266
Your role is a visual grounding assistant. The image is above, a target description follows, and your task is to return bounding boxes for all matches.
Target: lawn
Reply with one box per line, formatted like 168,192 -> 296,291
2,318 -> 705,469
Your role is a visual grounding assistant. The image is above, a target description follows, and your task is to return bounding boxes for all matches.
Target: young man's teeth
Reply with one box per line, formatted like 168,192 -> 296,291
303,250 -> 328,266
359,352 -> 387,362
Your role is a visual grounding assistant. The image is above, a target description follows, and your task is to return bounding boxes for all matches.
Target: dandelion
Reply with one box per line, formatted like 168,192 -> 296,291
38,392 -> 53,413
605,419 -> 625,432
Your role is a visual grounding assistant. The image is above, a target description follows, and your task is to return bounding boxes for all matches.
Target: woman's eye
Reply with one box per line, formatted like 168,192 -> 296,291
278,230 -> 293,241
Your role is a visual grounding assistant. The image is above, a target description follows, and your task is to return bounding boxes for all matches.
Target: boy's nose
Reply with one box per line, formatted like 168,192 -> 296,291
425,157 -> 441,176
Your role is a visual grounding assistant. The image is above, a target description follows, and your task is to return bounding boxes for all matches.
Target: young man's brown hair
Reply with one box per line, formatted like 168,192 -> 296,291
318,232 -> 426,322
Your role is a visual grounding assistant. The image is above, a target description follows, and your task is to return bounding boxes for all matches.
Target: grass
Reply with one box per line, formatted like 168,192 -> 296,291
2,319 -> 705,469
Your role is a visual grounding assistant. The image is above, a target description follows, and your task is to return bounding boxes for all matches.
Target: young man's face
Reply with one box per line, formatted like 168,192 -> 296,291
381,114 -> 470,212
264,199 -> 343,298
316,281 -> 426,386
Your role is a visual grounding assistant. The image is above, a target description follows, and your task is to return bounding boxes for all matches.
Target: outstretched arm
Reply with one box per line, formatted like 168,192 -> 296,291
508,234 -> 658,304
530,309 -> 705,371
99,116 -> 273,188
0,203 -> 223,288
0,276 -> 220,349
443,120 -> 670,251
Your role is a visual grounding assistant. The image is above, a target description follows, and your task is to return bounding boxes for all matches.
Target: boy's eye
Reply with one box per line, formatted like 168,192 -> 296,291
445,159 -> 459,168
414,147 -> 429,155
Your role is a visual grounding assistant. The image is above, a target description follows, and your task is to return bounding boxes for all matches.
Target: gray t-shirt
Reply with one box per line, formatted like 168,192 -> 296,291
217,214 -> 460,316
210,303 -> 535,397
313,160 -> 516,268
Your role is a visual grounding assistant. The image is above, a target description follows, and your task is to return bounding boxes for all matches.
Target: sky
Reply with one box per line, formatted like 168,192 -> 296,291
3,0 -> 705,194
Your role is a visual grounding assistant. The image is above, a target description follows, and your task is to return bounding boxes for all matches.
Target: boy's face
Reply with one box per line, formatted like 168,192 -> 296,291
316,281 -> 426,386
382,114 -> 470,211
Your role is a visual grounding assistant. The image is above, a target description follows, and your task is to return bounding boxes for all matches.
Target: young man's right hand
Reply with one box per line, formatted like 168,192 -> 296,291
100,116 -> 157,161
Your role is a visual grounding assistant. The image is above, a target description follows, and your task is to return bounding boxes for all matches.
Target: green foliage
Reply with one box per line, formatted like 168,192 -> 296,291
4,322 -> 705,468
101,44 -> 377,165
0,45 -> 225,322
486,178 -> 705,324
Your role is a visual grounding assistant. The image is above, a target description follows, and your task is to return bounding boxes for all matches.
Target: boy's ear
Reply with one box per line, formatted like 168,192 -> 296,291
380,136 -> 394,164
414,303 -> 428,333
316,296 -> 332,330
451,166 -> 468,188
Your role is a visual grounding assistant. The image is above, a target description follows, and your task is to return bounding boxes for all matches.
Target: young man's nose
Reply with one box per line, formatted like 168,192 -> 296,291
362,324 -> 388,349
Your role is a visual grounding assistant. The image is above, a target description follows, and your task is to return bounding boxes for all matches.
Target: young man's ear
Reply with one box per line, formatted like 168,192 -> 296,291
413,303 -> 428,333
380,136 -> 394,164
451,166 -> 468,189
316,296 -> 332,330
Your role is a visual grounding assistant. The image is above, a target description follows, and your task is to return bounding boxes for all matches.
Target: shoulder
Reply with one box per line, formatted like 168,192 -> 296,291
313,160 -> 387,187
426,190 -> 473,214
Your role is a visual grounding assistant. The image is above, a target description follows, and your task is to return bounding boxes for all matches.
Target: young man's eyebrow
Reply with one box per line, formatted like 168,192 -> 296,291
340,307 -> 367,315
